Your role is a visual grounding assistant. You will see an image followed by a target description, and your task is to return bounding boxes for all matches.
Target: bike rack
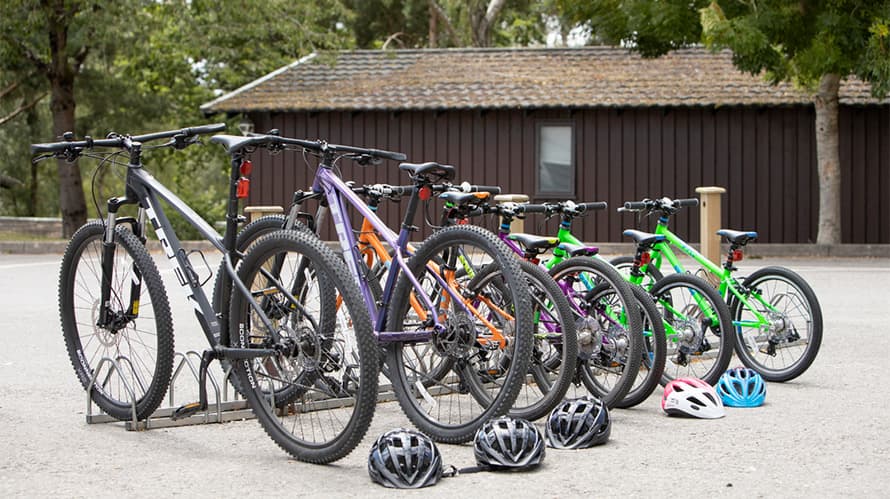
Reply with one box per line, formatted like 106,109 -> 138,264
85,351 -> 254,431
84,353 -> 432,432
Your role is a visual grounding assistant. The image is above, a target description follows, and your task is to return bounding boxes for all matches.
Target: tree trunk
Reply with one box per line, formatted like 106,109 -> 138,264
429,2 -> 437,48
471,0 -> 507,47
47,4 -> 87,238
813,73 -> 841,245
27,106 -> 39,217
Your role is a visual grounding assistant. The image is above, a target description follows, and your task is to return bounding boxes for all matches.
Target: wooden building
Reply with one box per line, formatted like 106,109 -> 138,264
202,47 -> 889,244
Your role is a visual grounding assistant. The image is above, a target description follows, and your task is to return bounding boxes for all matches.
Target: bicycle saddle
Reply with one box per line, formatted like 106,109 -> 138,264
508,233 -> 560,254
439,191 -> 490,205
622,229 -> 666,247
210,134 -> 268,154
717,229 -> 758,246
399,162 -> 456,182
557,242 -> 599,257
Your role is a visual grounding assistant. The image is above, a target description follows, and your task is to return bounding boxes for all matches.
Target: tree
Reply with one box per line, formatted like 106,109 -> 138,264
0,1 -> 123,236
347,0 -> 547,48
557,0 -> 890,244
0,0 -> 355,236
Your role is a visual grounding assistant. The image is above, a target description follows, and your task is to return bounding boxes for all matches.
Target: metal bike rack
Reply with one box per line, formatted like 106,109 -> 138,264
85,351 -> 254,431
84,353 -> 458,432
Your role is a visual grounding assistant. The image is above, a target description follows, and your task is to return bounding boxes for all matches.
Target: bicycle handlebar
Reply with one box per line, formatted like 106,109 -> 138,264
513,203 -> 550,214
622,197 -> 700,214
427,182 -> 501,194
240,133 -> 407,162
353,183 -> 413,199
31,123 -> 227,155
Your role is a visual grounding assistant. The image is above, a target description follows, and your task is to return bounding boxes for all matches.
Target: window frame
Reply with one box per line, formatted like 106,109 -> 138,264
534,120 -> 576,199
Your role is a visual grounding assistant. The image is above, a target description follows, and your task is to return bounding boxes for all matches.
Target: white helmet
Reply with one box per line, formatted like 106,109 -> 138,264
661,378 -> 725,419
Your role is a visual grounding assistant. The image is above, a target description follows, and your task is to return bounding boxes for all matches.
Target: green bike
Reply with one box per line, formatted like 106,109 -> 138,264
519,200 -> 734,387
615,197 -> 823,382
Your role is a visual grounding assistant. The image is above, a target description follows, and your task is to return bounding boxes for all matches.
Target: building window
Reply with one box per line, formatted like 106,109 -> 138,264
536,123 -> 574,197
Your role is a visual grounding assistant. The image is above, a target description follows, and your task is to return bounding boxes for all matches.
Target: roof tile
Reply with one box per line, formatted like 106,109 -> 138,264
201,47 -> 885,113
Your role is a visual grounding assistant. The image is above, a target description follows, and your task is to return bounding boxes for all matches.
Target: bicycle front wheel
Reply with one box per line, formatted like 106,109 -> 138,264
548,256 -> 643,408
228,230 -> 378,463
468,259 -> 579,421
59,221 -> 174,420
649,273 -> 734,385
385,224 -> 534,443
731,266 -> 822,382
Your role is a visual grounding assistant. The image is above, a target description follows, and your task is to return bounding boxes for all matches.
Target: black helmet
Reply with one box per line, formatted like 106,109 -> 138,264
545,396 -> 611,449
368,429 -> 443,488
474,416 -> 545,470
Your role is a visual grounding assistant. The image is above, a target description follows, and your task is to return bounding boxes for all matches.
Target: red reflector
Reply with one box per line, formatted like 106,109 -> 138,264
418,186 -> 432,201
239,160 -> 253,176
237,177 -> 250,198
639,252 -> 651,265
529,257 -> 540,265
732,249 -> 744,261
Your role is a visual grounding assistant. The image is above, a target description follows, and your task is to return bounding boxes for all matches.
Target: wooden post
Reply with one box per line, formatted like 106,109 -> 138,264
695,187 -> 726,265
493,194 -> 529,233
243,205 -> 283,222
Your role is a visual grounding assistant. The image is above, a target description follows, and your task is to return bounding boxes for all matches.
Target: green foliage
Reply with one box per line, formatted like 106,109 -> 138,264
556,0 -> 708,56
0,0 -> 356,237
697,0 -> 890,97
556,0 -> 890,97
347,0 -> 547,48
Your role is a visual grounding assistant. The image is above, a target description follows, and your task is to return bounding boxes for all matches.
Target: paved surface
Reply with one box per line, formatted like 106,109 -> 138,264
0,253 -> 888,497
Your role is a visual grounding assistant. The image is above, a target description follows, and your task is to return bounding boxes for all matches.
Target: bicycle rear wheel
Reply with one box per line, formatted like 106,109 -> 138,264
731,266 -> 822,382
614,285 -> 667,408
649,273 -> 734,386
605,260 -> 668,407
385,225 -> 534,443
228,230 -> 378,463
548,257 -> 643,408
468,259 -> 578,421
59,221 -> 174,420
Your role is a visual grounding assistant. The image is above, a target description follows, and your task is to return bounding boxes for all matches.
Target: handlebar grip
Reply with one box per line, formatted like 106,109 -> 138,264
577,201 -> 607,213
389,185 -> 414,196
516,203 -> 549,214
31,136 -> 123,154
675,198 -> 699,208
181,123 -> 227,136
366,148 -> 407,161
623,201 -> 648,210
466,184 -> 502,194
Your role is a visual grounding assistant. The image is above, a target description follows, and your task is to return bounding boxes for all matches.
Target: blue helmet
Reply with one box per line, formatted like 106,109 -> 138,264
716,367 -> 766,407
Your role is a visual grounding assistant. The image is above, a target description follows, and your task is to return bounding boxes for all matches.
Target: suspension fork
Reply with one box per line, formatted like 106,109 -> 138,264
98,196 -> 139,328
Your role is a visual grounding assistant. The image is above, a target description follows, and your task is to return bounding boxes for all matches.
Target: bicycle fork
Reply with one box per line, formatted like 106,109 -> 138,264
97,198 -> 144,332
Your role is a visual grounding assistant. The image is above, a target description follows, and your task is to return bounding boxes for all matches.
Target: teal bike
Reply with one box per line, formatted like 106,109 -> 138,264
615,197 -> 823,382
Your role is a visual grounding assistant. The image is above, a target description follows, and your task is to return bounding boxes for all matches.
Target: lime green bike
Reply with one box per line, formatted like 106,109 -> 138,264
520,200 -> 734,387
615,197 -> 823,382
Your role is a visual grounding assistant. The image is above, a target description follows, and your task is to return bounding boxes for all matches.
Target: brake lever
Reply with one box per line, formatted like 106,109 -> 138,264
31,154 -> 55,165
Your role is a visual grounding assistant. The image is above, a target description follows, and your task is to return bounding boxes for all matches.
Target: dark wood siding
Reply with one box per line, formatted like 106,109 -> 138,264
247,105 -> 889,244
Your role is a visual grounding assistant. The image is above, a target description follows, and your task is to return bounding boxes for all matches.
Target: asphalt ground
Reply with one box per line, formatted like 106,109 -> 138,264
0,252 -> 888,497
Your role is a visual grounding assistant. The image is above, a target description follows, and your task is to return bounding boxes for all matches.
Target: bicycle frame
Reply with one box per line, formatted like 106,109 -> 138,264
645,219 -> 776,331
312,166 -> 498,343
102,149 -> 278,354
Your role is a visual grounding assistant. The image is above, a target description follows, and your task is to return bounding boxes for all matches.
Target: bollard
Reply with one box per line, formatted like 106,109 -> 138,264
493,194 -> 529,233
243,205 -> 283,222
694,187 -> 726,267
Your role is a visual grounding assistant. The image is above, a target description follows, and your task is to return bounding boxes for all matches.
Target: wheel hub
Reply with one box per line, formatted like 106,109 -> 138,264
575,316 -> 602,360
433,312 -> 477,358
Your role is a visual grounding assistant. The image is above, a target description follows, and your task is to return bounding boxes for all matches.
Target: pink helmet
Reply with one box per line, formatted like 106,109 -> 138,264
662,378 -> 725,419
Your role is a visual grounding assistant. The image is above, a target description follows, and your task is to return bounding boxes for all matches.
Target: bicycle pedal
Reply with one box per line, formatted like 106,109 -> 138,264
171,401 -> 205,421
